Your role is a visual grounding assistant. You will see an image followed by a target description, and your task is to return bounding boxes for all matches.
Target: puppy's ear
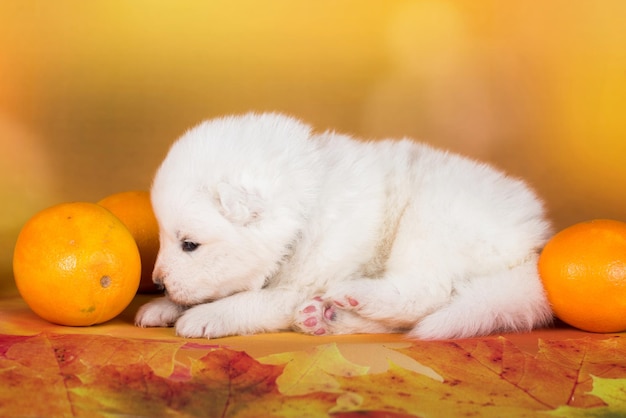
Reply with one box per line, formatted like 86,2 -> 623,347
216,182 -> 264,225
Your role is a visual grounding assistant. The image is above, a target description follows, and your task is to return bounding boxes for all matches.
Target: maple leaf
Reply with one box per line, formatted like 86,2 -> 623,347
49,333 -> 189,377
0,334 -> 73,417
548,376 -> 626,417
329,336 -> 626,417
72,344 -> 343,418
3,332 -> 626,418
69,347 -> 288,417
0,333 -> 340,417
535,337 -> 626,407
0,333 -> 199,417
259,343 -> 370,396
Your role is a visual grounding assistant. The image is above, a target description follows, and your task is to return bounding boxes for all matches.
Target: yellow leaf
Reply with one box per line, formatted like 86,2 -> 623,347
259,343 -> 369,396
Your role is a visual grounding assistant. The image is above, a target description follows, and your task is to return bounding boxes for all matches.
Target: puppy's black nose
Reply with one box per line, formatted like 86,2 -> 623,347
153,277 -> 166,292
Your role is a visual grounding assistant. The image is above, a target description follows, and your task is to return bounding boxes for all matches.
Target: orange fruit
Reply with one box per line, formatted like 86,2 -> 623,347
13,202 -> 141,326
538,219 -> 626,333
98,191 -> 160,293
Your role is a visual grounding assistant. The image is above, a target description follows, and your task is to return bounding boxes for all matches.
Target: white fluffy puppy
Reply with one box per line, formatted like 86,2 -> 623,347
135,112 -> 553,339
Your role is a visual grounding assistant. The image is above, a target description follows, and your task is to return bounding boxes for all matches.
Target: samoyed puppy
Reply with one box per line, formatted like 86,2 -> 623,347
135,112 -> 553,339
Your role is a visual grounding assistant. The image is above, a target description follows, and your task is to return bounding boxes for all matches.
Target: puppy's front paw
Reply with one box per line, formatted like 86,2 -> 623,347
174,304 -> 230,339
135,297 -> 184,328
175,313 -> 209,338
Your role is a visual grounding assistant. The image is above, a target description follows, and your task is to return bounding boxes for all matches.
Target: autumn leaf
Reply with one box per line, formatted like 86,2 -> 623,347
70,342 -> 346,418
3,332 -> 626,417
259,343 -> 370,396
0,333 -> 198,417
329,336 -> 626,417
0,333 -> 338,417
536,337 -> 626,407
0,334 -> 73,417
548,375 -> 626,417
332,412 -> 420,418
70,347 -> 287,417
49,333 -> 190,377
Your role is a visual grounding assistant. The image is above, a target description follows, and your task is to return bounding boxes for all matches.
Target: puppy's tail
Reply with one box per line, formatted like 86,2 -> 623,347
408,253 -> 553,340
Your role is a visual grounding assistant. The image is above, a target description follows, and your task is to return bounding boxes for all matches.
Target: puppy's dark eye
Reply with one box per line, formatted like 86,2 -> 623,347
182,241 -> 199,252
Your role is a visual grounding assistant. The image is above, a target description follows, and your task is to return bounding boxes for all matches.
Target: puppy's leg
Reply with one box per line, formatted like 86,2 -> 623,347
174,288 -> 302,338
409,254 -> 552,339
321,275 -> 451,329
304,218 -> 460,334
318,254 -> 552,339
135,296 -> 185,327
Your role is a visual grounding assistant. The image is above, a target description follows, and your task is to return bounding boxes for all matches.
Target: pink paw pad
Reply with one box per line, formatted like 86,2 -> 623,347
303,317 -> 317,327
302,305 -> 317,314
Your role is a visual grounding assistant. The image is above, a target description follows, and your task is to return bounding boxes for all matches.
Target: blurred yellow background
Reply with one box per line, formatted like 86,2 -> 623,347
1,0 -> 625,293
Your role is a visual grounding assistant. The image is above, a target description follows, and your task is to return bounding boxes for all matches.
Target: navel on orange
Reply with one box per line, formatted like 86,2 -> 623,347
98,191 -> 160,293
13,202 -> 141,326
538,219 -> 626,333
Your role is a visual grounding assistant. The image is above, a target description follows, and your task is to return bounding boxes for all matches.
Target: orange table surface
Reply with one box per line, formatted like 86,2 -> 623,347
2,293 -> 626,417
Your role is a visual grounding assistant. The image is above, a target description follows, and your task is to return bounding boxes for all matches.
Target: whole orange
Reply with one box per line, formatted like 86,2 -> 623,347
13,202 -> 141,326
98,191 -> 160,293
538,219 -> 626,333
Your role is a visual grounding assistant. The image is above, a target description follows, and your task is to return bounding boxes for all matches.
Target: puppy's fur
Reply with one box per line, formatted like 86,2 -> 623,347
135,112 -> 553,339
